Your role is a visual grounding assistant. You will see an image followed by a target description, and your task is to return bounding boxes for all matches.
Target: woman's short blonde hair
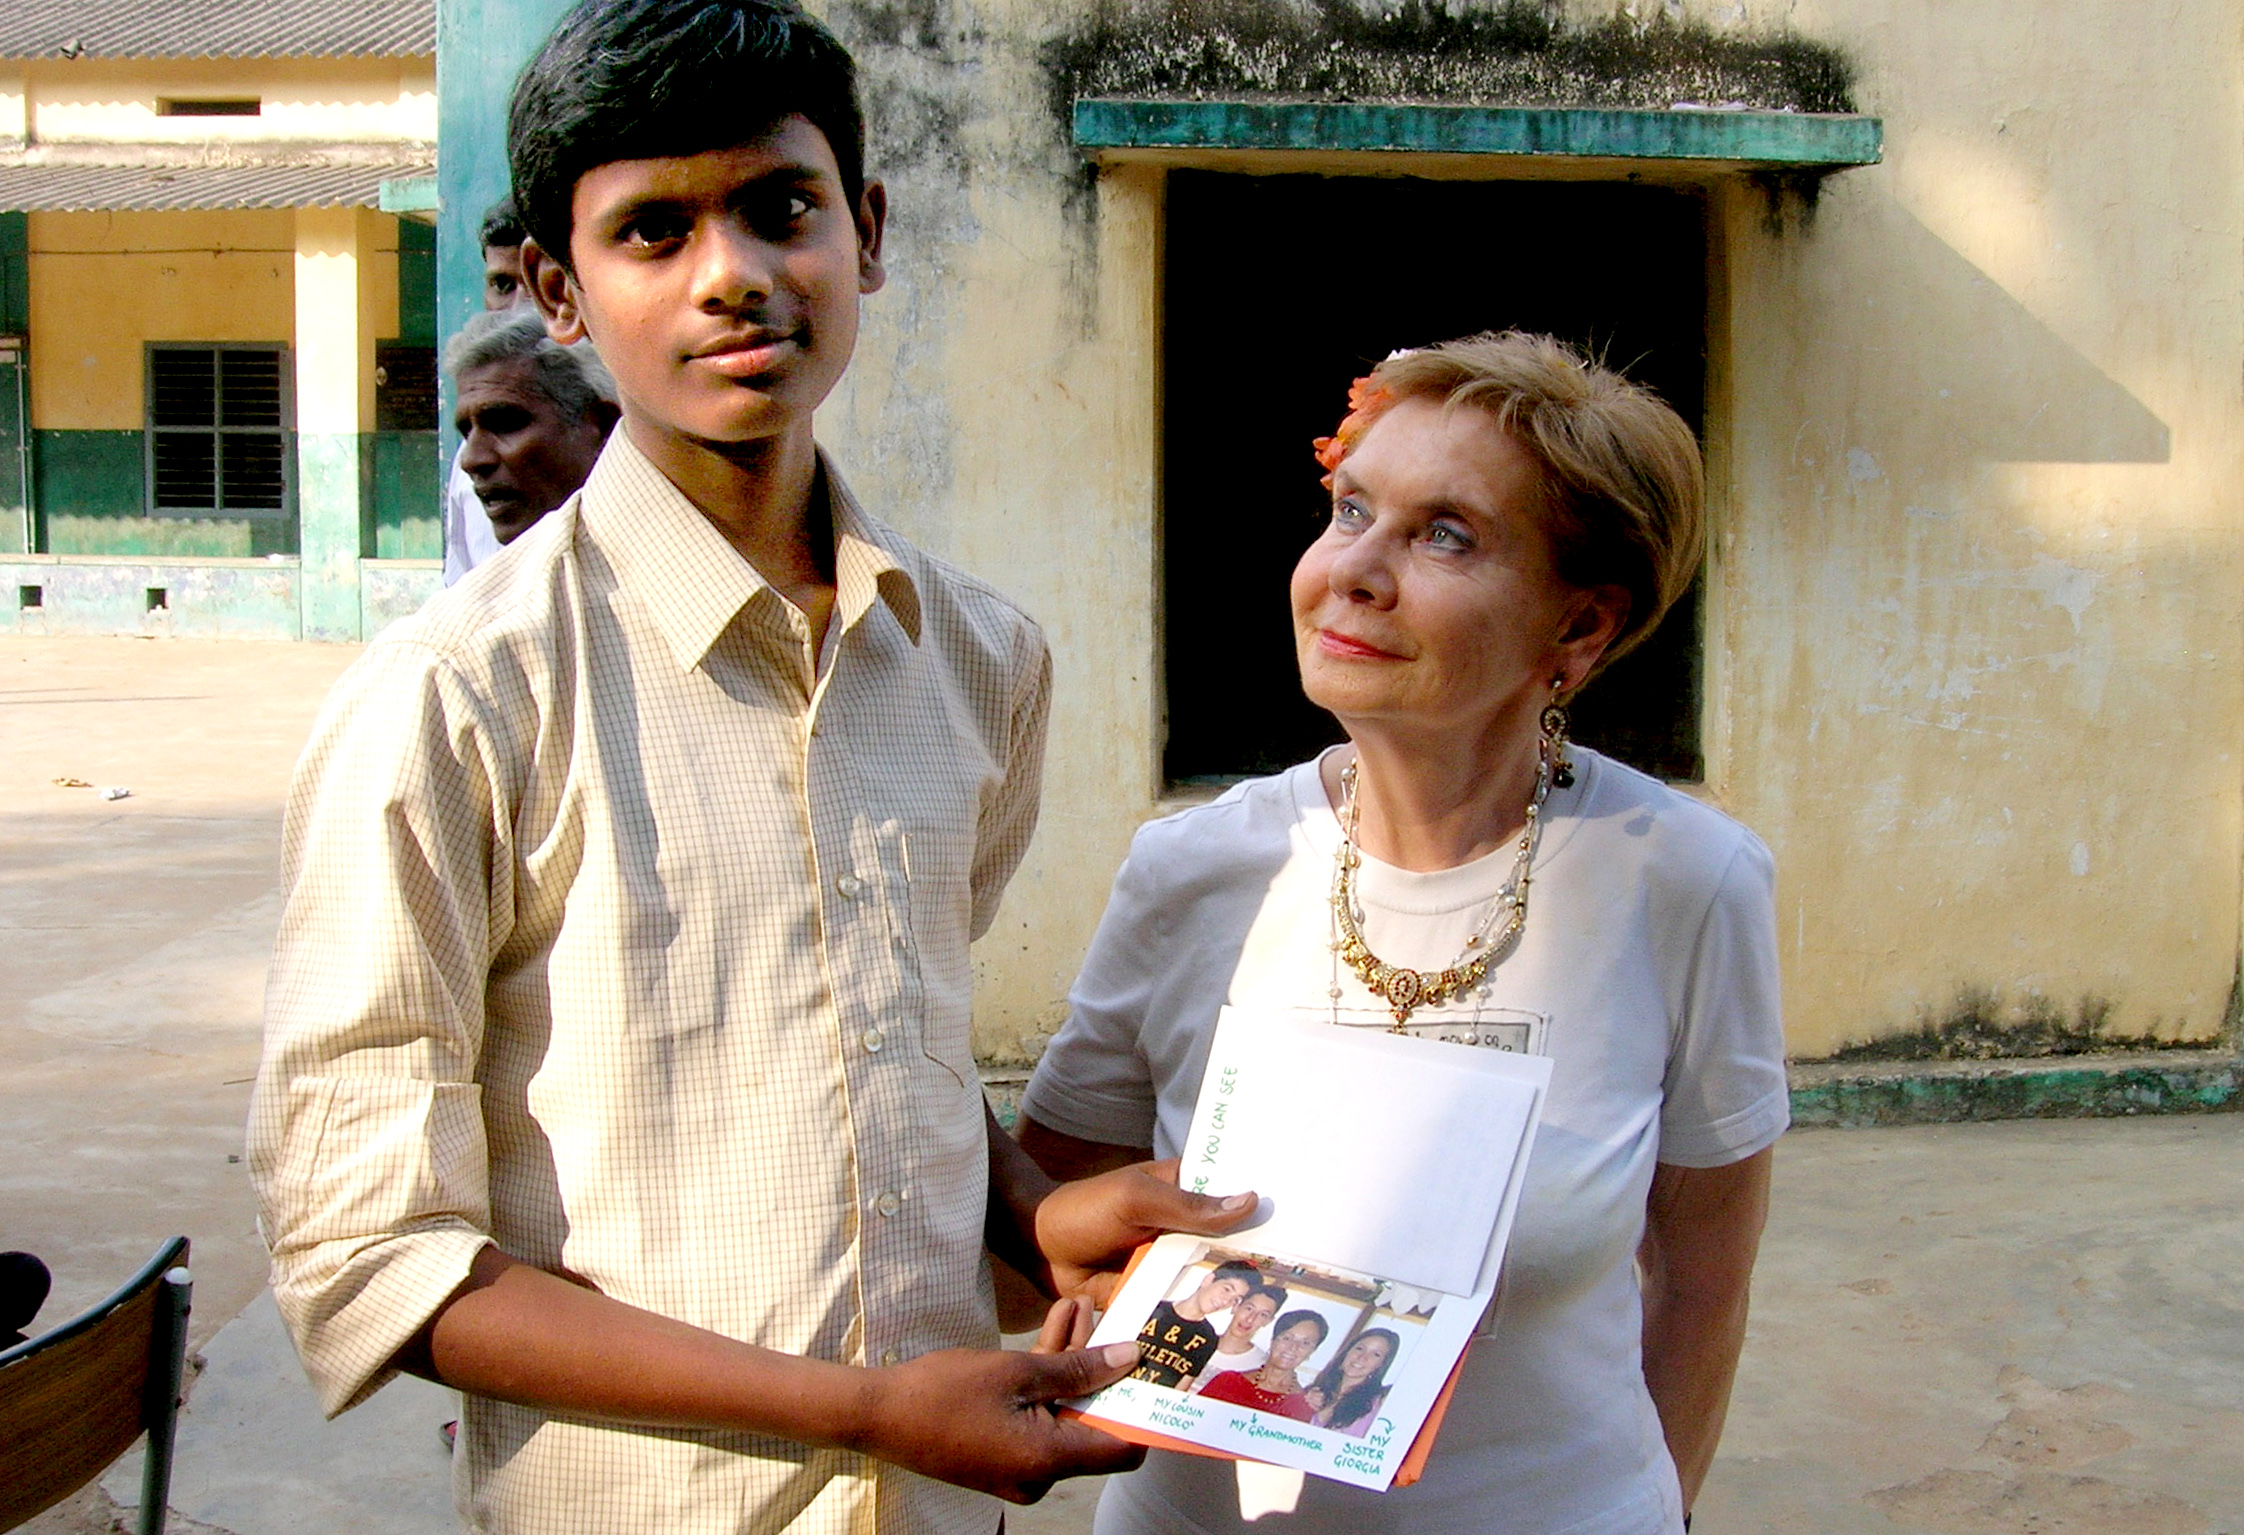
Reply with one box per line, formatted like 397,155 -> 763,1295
1323,331 -> 1704,674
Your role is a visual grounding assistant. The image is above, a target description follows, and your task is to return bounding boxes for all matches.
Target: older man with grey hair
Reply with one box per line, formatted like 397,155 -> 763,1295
445,308 -> 620,555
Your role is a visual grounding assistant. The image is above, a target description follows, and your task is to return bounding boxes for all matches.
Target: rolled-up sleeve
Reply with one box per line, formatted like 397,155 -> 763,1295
246,643 -> 514,1415
968,618 -> 1053,942
1658,833 -> 1790,1169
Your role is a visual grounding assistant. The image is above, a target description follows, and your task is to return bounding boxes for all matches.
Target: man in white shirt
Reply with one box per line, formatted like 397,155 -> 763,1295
446,309 -> 618,551
441,200 -> 533,584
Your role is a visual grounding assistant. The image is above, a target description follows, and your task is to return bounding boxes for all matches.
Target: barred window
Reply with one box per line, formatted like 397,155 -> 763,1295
146,344 -> 291,518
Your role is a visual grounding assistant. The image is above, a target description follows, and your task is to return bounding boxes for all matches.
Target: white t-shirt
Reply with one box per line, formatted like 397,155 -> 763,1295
1021,748 -> 1789,1535
442,448 -> 500,585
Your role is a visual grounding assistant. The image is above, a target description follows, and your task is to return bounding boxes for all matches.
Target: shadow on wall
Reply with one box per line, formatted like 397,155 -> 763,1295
1793,190 -> 2169,470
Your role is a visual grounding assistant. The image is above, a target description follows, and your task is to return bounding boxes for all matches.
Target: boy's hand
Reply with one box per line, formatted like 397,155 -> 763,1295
856,1342 -> 1145,1503
1033,1295 -> 1097,1354
1035,1158 -> 1258,1308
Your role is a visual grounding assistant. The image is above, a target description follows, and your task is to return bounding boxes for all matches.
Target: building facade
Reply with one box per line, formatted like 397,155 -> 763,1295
31,0 -> 2224,1065
765,0 -> 2235,1065
0,0 -> 439,641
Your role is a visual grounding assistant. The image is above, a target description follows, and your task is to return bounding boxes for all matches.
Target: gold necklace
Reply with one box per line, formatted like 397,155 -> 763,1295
1330,735 -> 1558,1031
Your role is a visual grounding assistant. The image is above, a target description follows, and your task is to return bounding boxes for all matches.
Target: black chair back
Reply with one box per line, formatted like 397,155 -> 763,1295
0,1236 -> 192,1535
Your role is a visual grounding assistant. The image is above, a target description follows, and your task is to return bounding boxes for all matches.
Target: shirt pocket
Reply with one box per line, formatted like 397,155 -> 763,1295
900,826 -> 976,1091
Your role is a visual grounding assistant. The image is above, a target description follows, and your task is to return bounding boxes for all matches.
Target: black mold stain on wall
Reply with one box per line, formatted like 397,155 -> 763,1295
833,0 -> 984,187
1042,0 -> 1857,132
1824,986 -> 2204,1064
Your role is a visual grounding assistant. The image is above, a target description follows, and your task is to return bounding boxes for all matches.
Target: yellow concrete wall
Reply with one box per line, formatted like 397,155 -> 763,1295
0,71 -> 25,143
17,57 -> 435,145
292,207 -> 396,433
1699,0 -> 2244,1054
819,50 -> 1170,1067
811,0 -> 2243,1064
28,209 -> 401,430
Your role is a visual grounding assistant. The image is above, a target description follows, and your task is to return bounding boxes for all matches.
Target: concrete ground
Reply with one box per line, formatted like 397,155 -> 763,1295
5,635 -> 2239,1535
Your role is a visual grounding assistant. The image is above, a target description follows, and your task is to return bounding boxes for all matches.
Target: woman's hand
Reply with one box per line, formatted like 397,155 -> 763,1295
1033,1158 -> 1257,1308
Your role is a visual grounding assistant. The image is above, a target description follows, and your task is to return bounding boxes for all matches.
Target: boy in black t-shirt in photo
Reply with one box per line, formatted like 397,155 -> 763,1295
1132,1259 -> 1262,1388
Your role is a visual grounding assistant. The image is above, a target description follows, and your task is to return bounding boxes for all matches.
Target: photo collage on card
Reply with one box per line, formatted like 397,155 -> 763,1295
1123,1240 -> 1436,1441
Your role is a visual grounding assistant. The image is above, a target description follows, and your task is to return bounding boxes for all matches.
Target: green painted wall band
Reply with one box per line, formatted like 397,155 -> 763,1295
1789,1061 -> 2242,1128
1072,99 -> 1884,166
437,0 -> 575,462
0,556 -> 302,639
371,428 -> 442,559
29,428 -> 439,562
398,220 -> 438,348
36,429 -> 143,523
0,212 -> 26,336
297,430 -> 367,641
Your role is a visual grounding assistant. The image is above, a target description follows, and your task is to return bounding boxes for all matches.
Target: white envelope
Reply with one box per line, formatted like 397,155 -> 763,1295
1179,1008 -> 1550,1296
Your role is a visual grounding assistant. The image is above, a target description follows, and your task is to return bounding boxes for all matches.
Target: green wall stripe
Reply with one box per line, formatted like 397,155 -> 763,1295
297,430 -> 365,640
371,429 -> 441,560
33,429 -> 434,563
34,428 -> 302,557
438,0 -> 575,457
398,219 -> 437,348
0,211 -> 26,335
1072,100 -> 1884,166
1790,1058 -> 2242,1126
35,429 -> 142,522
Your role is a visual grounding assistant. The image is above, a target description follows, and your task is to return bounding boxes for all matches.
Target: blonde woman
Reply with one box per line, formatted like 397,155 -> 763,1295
1019,333 -> 1784,1535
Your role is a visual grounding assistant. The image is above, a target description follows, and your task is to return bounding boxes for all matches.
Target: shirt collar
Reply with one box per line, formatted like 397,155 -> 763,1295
827,460 -> 924,651
577,429 -> 922,674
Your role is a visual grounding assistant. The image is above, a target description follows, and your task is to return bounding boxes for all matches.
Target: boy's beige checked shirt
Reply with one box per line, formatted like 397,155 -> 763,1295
248,431 -> 1049,1535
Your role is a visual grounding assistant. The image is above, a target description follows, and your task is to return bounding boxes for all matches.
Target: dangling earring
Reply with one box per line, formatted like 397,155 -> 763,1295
1541,676 -> 1575,790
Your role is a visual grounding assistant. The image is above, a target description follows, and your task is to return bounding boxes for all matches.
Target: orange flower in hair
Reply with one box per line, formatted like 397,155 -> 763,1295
1312,373 -> 1397,488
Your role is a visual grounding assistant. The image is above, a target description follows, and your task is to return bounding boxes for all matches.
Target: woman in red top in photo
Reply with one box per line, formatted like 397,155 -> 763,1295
1197,1310 -> 1330,1420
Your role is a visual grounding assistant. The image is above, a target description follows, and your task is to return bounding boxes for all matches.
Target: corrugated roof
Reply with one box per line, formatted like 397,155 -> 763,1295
0,158 -> 435,211
0,0 -> 432,61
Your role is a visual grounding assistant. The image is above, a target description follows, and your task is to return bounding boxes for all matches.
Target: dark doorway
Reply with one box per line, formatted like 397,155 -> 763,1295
1161,171 -> 1708,784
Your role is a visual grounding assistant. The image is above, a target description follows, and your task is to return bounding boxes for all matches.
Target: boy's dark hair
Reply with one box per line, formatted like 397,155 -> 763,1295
508,0 -> 866,269
479,197 -> 526,252
1208,1259 -> 1261,1285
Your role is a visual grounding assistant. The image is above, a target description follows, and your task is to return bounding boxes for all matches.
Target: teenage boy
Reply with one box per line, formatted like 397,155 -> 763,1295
247,2 -> 1248,1531
1132,1260 -> 1261,1389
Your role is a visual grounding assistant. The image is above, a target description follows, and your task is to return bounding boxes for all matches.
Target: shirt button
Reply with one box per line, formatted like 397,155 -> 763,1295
879,1347 -> 900,1367
873,1190 -> 902,1218
861,1028 -> 885,1054
836,873 -> 865,899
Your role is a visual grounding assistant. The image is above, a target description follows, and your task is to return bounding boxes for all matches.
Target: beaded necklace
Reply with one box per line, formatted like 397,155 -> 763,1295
1328,730 -> 1560,1031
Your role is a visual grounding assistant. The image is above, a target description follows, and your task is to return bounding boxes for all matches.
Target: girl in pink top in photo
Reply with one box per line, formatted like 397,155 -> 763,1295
1304,1327 -> 1401,1438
